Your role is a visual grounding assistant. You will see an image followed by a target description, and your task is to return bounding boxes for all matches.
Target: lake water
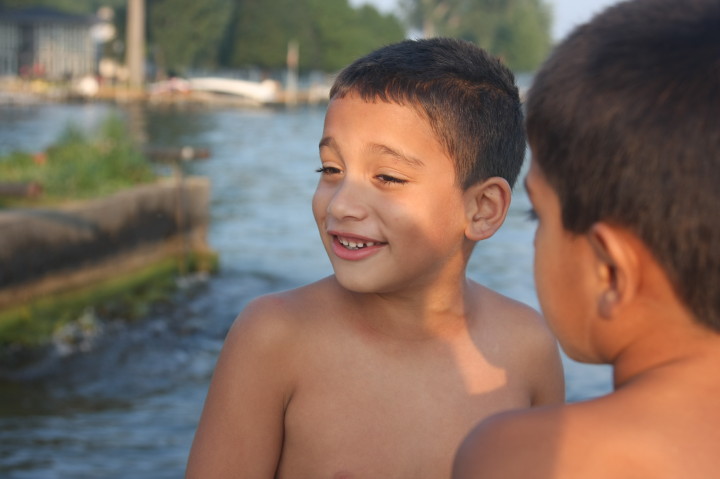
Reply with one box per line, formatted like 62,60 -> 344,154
0,101 -> 613,478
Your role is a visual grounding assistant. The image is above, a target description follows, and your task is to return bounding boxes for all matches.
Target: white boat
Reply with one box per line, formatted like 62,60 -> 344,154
187,77 -> 279,104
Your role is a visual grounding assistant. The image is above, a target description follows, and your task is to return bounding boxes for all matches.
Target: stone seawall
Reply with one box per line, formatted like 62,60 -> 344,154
0,177 -> 213,311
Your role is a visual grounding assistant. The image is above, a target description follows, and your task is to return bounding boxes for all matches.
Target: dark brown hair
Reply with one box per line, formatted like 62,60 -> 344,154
526,0 -> 720,330
330,38 -> 526,189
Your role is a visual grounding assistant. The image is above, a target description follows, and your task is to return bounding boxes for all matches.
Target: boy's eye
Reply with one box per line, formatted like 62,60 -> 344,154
526,208 -> 539,221
316,166 -> 341,175
377,174 -> 407,185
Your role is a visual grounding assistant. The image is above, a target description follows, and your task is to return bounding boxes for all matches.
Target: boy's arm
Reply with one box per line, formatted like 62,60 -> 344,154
186,296 -> 294,478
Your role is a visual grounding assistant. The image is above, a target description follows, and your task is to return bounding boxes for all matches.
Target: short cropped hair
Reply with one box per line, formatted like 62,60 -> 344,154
526,0 -> 720,330
330,38 -> 525,189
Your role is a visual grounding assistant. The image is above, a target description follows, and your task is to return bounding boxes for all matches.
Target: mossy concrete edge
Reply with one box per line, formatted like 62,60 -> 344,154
0,177 -> 217,348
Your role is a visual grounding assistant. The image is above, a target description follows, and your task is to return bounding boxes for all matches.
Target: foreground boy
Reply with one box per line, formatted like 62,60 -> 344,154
186,38 -> 564,478
454,0 -> 720,477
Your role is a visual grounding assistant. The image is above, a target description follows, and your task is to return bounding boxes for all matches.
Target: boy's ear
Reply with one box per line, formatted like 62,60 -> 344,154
463,177 -> 512,241
586,223 -> 640,318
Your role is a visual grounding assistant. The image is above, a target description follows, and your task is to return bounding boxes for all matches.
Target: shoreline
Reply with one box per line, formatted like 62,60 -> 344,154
0,77 -> 331,109
0,177 -> 216,349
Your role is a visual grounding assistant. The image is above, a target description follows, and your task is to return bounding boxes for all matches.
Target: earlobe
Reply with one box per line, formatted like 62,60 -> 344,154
598,289 -> 620,319
464,177 -> 512,241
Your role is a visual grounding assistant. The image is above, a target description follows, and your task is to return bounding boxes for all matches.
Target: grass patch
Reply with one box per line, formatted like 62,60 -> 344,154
0,115 -> 156,207
0,251 -> 219,349
0,115 -> 218,356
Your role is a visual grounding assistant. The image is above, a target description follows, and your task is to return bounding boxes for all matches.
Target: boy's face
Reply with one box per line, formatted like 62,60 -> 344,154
313,93 -> 471,294
525,159 -> 599,362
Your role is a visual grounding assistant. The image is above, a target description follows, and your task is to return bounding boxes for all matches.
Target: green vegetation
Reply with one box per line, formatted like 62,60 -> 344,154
0,251 -> 218,349
0,0 -> 125,15
149,0 -> 234,74
219,0 -> 406,72
146,0 -> 406,74
0,116 -> 155,207
400,0 -> 553,72
3,0 -> 552,75
0,117 -> 214,352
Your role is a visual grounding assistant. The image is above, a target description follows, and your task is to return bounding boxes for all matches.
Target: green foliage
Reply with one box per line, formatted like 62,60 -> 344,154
221,0 -> 406,72
148,0 -> 233,75
0,251 -> 218,348
0,0 -> 125,15
0,116 -> 155,206
220,0 -> 301,70
493,0 -> 552,72
309,1 -> 407,72
400,0 -> 553,72
2,0 -> 406,74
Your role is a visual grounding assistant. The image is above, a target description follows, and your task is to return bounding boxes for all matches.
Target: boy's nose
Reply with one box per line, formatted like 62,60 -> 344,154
326,178 -> 369,221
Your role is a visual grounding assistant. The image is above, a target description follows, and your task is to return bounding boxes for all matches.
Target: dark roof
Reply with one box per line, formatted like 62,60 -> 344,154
0,6 -> 97,25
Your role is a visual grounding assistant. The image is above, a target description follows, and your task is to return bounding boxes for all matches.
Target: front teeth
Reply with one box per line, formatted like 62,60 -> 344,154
339,238 -> 376,250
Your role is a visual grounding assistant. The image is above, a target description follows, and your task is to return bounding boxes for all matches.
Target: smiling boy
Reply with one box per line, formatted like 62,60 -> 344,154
186,38 -> 564,479
453,0 -> 720,478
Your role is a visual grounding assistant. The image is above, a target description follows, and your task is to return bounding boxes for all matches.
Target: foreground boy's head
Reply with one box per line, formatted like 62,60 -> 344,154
314,39 -> 526,294
330,38 -> 525,190
454,2 -> 720,477
526,0 -> 720,335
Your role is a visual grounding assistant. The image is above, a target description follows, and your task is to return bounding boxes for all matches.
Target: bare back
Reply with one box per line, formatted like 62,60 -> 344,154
187,276 -> 563,478
562,356 -> 720,479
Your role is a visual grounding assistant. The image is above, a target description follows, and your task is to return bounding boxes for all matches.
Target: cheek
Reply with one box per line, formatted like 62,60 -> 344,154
311,185 -> 329,222
533,234 -> 595,344
397,193 -> 463,240
533,251 -> 559,315
534,256 -> 580,359
533,228 -> 575,320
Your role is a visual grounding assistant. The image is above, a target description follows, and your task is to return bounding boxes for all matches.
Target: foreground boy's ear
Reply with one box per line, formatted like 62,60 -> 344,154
464,177 -> 512,241
586,223 -> 640,319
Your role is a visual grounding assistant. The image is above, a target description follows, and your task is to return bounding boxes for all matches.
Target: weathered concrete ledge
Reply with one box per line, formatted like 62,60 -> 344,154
0,177 -> 215,343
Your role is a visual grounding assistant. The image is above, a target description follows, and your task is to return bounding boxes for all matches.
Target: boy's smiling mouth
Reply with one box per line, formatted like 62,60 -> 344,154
330,233 -> 387,257
337,236 -> 377,250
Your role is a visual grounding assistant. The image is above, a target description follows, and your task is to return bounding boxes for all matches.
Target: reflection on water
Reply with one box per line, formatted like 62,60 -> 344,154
0,102 -> 612,478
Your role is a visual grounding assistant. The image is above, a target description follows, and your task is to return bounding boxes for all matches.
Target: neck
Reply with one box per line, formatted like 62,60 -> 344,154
612,313 -> 720,389
339,276 -> 476,342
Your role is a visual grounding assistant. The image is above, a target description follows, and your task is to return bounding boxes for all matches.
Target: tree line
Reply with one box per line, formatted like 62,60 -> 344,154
401,0 -> 552,72
0,0 -> 553,74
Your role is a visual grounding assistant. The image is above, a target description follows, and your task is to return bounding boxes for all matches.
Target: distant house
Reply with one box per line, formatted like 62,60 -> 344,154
0,7 -> 99,80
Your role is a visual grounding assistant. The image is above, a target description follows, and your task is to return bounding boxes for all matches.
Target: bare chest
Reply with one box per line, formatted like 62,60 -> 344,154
276,339 -> 531,479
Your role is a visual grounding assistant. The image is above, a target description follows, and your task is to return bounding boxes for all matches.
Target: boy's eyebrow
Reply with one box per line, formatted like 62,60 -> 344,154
318,137 -> 425,169
318,136 -> 335,150
368,143 -> 425,168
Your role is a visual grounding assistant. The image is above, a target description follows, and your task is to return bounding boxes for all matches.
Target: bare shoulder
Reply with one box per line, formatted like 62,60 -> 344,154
227,276 -> 338,345
453,405 -> 565,479
203,277 -> 345,412
455,394 -> 701,479
186,278 -> 341,477
454,401 -> 621,479
468,281 -> 565,404
469,281 -> 548,335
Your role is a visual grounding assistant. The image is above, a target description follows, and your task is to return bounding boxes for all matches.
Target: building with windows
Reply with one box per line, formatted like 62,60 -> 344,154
0,7 -> 99,80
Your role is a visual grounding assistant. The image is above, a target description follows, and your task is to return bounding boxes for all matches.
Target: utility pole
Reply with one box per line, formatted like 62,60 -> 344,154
286,40 -> 299,106
126,0 -> 145,91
